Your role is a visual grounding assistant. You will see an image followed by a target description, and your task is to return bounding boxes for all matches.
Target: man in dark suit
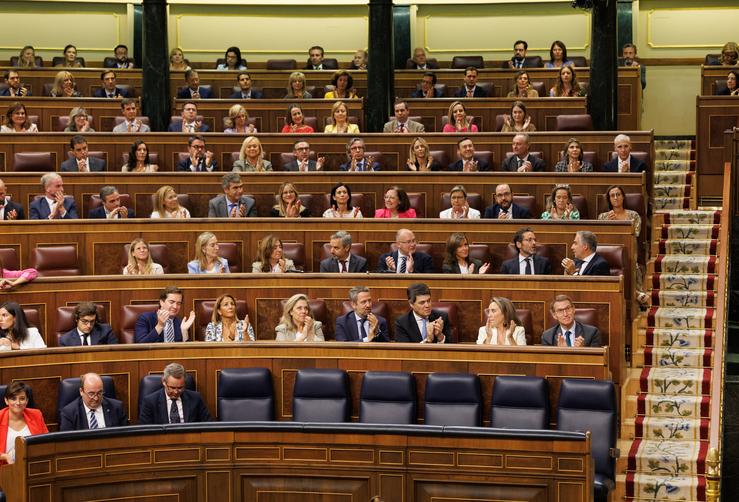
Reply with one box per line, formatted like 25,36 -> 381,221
506,40 -> 539,69
138,363 -> 211,424
377,229 -> 433,274
339,138 -> 381,172
335,286 -> 389,342
0,179 -> 24,220
447,137 -> 491,172
304,45 -> 337,70
320,231 -> 368,273
59,373 -> 127,431
501,134 -> 546,172
454,67 -> 488,98
135,286 -> 196,343
176,135 -> 218,172
176,70 -> 213,99
105,44 -> 135,69
88,186 -> 134,219
406,48 -> 440,70
29,172 -> 79,220
500,227 -> 552,275
395,283 -> 450,343
93,70 -> 131,98
1,70 -> 30,97
168,102 -> 210,133
411,72 -> 443,98
562,231 -> 611,276
60,135 -> 106,172
541,295 -> 602,347
602,134 -> 646,173
208,173 -> 257,218
59,302 -> 118,346
483,184 -> 533,219
229,72 -> 264,99
282,140 -> 326,171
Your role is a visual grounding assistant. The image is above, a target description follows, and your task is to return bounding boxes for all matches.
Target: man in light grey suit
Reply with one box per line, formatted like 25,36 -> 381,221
383,100 -> 425,133
319,231 -> 367,273
207,173 -> 257,218
540,295 -> 601,347
60,136 -> 106,172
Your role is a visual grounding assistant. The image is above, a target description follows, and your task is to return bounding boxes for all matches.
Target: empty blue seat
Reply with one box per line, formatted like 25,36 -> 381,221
359,371 -> 416,424
292,369 -> 349,423
490,376 -> 549,429
424,372 -> 481,426
218,368 -> 274,421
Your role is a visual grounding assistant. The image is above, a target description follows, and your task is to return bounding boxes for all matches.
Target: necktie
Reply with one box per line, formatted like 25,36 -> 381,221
466,88 -> 473,98
88,409 -> 98,429
356,161 -> 364,172
398,123 -> 405,133
79,160 -> 88,172
525,258 -> 532,275
619,160 -> 628,173
421,318 -> 428,341
186,123 -> 194,133
357,318 -> 367,342
339,261 -> 345,273
82,334 -> 89,346
108,93 -> 114,99
399,257 -> 407,274
164,319 -> 175,342
565,330 -> 572,347
169,399 -> 180,423
300,161 -> 307,172
229,203 -> 238,217
517,158 -> 524,169
127,122 -> 132,132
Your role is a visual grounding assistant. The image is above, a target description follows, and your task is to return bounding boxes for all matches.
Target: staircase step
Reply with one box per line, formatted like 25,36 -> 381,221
623,472 -> 705,500
627,439 -> 708,476
649,273 -> 717,292
647,307 -> 715,329
654,171 -> 692,185
638,367 -> 711,395
634,417 -> 709,441
640,328 -> 713,350
651,290 -> 714,308
635,347 -> 712,368
655,210 -> 721,225
654,197 -> 691,210
654,159 -> 695,171
635,394 -> 710,418
659,225 -> 719,240
654,139 -> 695,150
649,255 -> 716,274
655,148 -> 695,161
652,239 -> 717,256
653,184 -> 691,198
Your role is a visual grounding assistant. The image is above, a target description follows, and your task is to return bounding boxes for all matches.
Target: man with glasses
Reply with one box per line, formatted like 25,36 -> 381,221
282,140 -> 325,172
377,228 -> 433,274
541,295 -> 601,347
340,138 -> 381,172
168,101 -> 209,132
59,372 -> 127,430
500,227 -> 551,275
483,184 -> 532,219
411,72 -> 443,98
176,134 -> 217,172
59,302 -> 118,346
138,362 -> 211,424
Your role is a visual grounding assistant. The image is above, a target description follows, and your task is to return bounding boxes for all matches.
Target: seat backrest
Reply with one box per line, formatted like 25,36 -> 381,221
279,298 -> 329,335
451,55 -> 484,69
360,371 -> 416,424
547,308 -> 598,330
569,56 -> 588,67
515,309 -> 534,345
119,304 -> 158,344
195,299 -> 248,341
432,303 -> 459,343
217,242 -> 240,273
52,56 -> 85,67
339,301 -> 390,324
512,195 -> 537,216
0,248 -> 19,271
596,244 -> 625,277
89,194 -> 132,215
113,115 -> 150,131
406,192 -> 425,218
218,367 -> 274,421
13,152 -> 55,172
54,304 -> 107,346
490,375 -> 549,429
704,54 -> 721,66
121,243 -> 170,274
30,246 -> 81,277
267,59 -> 297,70
10,55 -> 44,67
424,372 -> 481,426
555,114 -> 593,131
282,242 -> 305,270
321,58 -> 339,70
292,368 -> 350,422
138,373 -> 195,412
405,57 -> 439,69
429,150 -> 449,167
525,56 -> 544,67
571,194 -> 588,219
557,378 -> 616,479
57,375 -> 116,423
530,81 -> 546,96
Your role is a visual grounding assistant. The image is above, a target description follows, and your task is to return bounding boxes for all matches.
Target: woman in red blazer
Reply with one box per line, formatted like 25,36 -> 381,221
374,186 -> 417,219
1,381 -> 48,464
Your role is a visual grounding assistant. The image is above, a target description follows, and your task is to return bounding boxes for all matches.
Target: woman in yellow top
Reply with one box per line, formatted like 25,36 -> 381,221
323,101 -> 360,134
323,70 -> 358,99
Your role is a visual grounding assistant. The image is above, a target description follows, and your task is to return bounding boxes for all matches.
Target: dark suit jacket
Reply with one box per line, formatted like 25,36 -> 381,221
304,60 -> 339,71
500,254 -> 552,275
454,85 -> 488,98
2,200 -> 25,219
29,197 -> 78,220
59,397 -> 127,431
501,155 -> 546,172
339,160 -> 381,172
541,322 -> 601,347
282,159 -> 319,172
134,311 -> 183,343
334,311 -> 389,342
395,310 -> 451,343
176,157 -> 218,172
601,155 -> 646,173
229,90 -> 264,99
482,203 -> 532,219
411,88 -> 443,98
93,87 -> 131,98
406,61 -> 440,70
87,205 -> 135,219
447,159 -> 491,172
319,254 -> 368,273
377,250 -> 433,273
176,86 -> 213,99
60,157 -> 106,172
576,253 -> 611,276
506,58 -> 540,69
59,323 -> 119,346
442,258 -> 482,274
167,121 -> 210,133
207,195 -> 257,217
0,87 -> 31,97
138,389 -> 212,424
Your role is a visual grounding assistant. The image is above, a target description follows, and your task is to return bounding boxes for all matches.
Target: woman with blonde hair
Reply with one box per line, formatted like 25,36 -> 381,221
223,104 -> 257,134
324,101 -> 360,134
270,182 -> 311,218
123,238 -> 164,275
169,48 -> 191,71
477,297 -> 526,345
251,234 -> 298,273
232,136 -> 272,172
187,232 -> 229,274
275,293 -> 324,342
63,107 -> 94,132
49,71 -> 81,97
719,42 -> 739,66
16,46 -> 39,68
284,72 -> 312,99
150,185 -> 190,219
406,137 -> 441,171
205,294 -> 255,342
442,101 -> 478,133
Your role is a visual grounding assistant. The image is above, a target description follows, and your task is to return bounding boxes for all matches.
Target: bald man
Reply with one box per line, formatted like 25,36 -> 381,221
59,373 -> 127,430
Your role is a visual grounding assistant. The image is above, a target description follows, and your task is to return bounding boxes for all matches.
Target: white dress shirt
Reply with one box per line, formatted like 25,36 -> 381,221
518,255 -> 534,275
167,397 -> 184,423
576,253 -> 595,275
84,403 -> 107,428
353,313 -> 369,342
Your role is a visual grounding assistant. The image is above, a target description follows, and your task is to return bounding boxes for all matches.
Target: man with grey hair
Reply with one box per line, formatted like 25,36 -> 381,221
138,362 -> 211,424
334,286 -> 389,342
29,172 -> 78,219
562,230 -> 610,276
207,172 -> 256,218
0,178 -> 24,220
88,185 -> 134,219
319,231 -> 367,273
602,134 -> 646,173
59,372 -> 127,430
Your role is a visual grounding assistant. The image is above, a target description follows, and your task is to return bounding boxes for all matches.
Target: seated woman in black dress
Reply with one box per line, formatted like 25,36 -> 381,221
270,182 -> 311,218
441,233 -> 490,275
406,137 -> 441,172
717,70 -> 739,96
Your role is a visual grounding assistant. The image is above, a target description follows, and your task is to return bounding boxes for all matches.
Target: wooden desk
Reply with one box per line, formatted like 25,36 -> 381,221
695,96 -> 739,198
700,65 -> 736,96
0,423 -> 593,502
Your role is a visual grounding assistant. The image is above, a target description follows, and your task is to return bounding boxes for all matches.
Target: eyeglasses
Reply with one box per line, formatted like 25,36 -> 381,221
83,391 -> 103,399
164,384 -> 185,392
398,239 -> 417,244
553,306 -> 574,315
78,318 -> 96,326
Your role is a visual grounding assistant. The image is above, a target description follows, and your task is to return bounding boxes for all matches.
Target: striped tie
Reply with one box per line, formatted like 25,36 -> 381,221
88,409 -> 98,429
165,319 -> 175,342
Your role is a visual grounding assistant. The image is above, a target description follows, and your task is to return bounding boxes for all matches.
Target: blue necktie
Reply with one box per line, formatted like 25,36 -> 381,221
565,330 -> 572,347
357,318 -> 367,342
88,409 -> 98,429
228,203 -> 238,217
399,257 -> 407,274
421,318 -> 428,341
